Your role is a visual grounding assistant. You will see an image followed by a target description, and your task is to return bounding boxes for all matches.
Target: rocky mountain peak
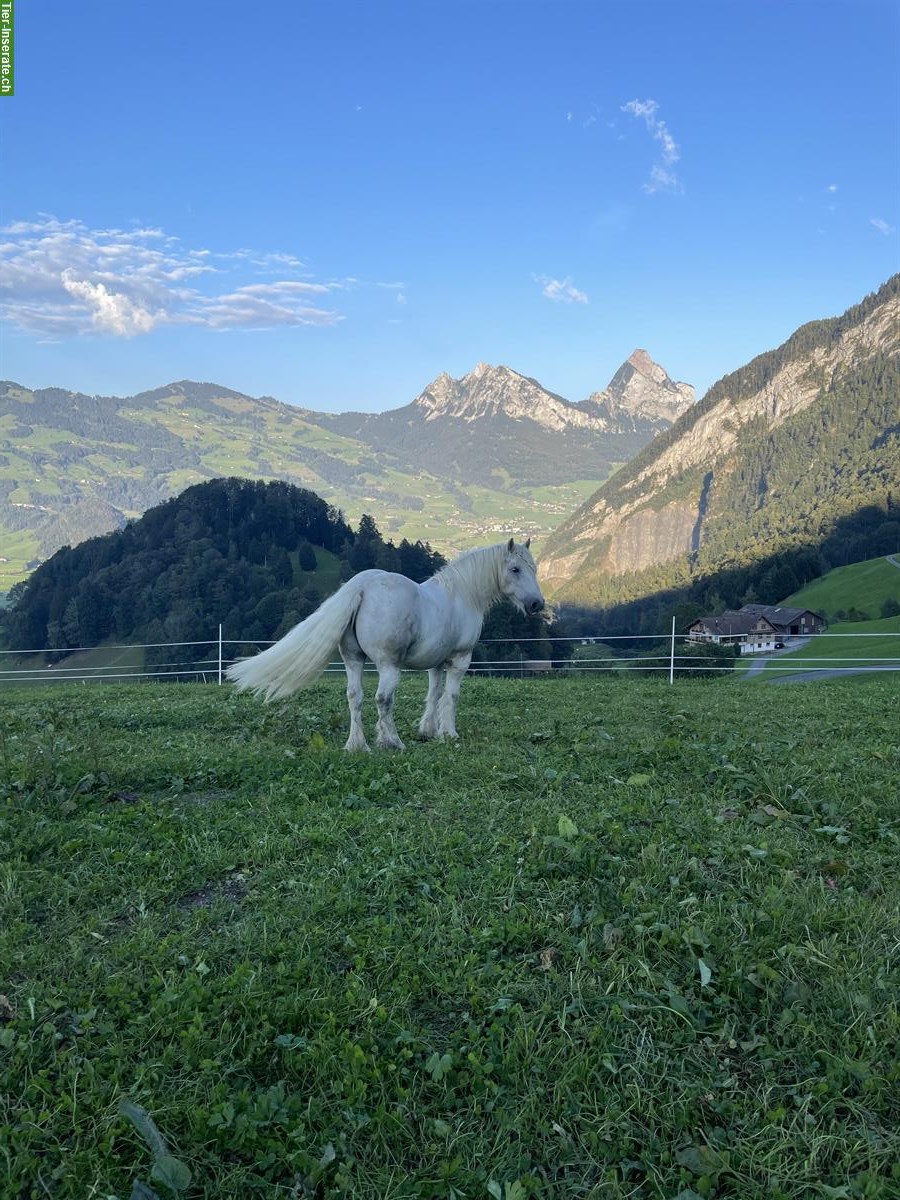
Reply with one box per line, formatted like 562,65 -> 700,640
581,350 -> 694,426
412,362 -> 606,432
625,348 -> 667,384
410,352 -> 694,435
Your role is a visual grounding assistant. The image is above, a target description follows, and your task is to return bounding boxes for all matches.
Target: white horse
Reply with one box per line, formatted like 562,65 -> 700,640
226,538 -> 545,751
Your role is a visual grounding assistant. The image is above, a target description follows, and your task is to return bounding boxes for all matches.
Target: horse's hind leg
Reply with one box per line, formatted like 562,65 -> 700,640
374,662 -> 405,751
417,667 -> 443,739
341,649 -> 370,753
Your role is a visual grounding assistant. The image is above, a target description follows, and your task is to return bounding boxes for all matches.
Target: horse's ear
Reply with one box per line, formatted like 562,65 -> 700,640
507,537 -> 515,552
525,537 -> 531,549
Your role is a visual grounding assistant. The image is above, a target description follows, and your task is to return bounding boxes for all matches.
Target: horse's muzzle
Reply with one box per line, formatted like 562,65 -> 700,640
528,597 -> 545,615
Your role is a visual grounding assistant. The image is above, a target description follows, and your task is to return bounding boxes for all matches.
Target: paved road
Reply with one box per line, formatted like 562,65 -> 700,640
772,665 -> 900,684
742,638 -> 811,679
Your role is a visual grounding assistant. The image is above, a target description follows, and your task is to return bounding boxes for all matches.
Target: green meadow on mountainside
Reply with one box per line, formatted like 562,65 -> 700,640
784,556 -> 900,621
2,676 -> 898,1199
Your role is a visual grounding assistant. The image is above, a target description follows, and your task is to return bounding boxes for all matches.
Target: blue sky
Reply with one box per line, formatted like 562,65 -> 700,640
2,0 -> 898,411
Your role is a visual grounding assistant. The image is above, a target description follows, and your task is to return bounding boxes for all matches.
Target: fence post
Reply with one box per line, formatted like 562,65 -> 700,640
218,624 -> 223,685
669,616 -> 676,685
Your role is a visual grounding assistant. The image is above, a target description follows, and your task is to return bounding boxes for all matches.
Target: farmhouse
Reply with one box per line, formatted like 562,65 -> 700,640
687,604 -> 825,655
687,610 -> 759,648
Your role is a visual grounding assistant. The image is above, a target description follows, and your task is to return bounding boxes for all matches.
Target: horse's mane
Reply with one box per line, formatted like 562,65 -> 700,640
434,541 -> 534,611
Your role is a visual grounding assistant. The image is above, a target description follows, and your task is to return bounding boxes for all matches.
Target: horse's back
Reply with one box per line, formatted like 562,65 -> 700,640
347,571 -> 461,668
353,569 -> 422,602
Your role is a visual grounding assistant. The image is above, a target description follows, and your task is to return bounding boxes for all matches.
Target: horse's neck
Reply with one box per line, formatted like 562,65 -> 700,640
436,546 -> 503,614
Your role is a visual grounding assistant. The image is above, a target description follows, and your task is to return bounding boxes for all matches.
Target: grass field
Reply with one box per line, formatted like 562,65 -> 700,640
2,677 -> 899,1199
0,642 -> 148,685
784,557 -> 900,621
752,616 -> 900,678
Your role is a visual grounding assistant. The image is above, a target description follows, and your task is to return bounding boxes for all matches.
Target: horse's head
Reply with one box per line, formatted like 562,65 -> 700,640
501,538 -> 545,616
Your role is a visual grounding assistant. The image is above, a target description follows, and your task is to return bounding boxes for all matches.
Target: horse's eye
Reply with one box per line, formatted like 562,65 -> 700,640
511,566 -> 520,574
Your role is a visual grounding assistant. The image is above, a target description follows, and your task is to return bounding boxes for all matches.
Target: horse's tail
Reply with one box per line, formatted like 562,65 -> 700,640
226,577 -> 364,700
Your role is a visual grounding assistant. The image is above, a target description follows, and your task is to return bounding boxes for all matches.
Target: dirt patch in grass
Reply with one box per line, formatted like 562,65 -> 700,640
177,788 -> 234,807
176,869 -> 249,910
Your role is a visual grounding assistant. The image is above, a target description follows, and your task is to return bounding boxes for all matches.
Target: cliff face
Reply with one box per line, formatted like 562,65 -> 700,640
540,277 -> 900,602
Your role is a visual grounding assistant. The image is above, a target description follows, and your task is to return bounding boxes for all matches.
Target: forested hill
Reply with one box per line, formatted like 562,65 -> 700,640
2,478 -> 557,666
1,478 -> 445,654
541,274 -> 900,608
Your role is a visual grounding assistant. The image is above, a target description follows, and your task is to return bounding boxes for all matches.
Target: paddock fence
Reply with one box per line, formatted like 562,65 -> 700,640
1,624 -> 899,686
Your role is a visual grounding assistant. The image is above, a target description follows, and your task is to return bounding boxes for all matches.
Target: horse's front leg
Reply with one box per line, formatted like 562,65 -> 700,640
417,667 -> 443,739
374,663 -> 405,750
437,652 -> 472,741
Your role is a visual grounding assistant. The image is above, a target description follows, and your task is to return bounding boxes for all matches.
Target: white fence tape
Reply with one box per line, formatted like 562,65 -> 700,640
1,631 -> 898,685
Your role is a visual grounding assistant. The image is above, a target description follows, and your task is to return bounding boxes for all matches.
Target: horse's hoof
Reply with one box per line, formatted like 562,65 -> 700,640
376,737 -> 406,751
344,740 -> 371,753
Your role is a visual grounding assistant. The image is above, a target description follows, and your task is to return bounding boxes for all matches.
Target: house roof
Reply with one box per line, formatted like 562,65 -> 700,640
690,611 -> 758,636
739,604 -> 824,627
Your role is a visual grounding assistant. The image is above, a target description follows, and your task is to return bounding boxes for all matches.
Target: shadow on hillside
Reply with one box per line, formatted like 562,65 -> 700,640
552,502 -> 900,643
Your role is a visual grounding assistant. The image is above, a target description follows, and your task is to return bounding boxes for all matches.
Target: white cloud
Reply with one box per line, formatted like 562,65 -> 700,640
196,292 -> 341,330
232,280 -> 332,297
534,274 -> 589,305
61,272 -> 160,336
870,217 -> 895,236
621,98 -> 681,193
0,216 -> 350,337
826,183 -> 838,193
648,165 -> 679,192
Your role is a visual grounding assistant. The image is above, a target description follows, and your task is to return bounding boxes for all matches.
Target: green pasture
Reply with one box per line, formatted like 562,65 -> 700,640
753,615 -> 900,678
785,557 -> 900,621
294,546 -> 343,594
2,677 -> 898,1199
0,642 -> 148,684
0,524 -> 40,591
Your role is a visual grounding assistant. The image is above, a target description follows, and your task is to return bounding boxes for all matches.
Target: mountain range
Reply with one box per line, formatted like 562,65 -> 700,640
0,351 -> 693,589
4,274 -> 898,613
540,275 -> 900,604
315,351 -> 694,488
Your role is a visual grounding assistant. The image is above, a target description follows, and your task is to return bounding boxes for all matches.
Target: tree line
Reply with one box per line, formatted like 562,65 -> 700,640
2,477 -> 563,669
